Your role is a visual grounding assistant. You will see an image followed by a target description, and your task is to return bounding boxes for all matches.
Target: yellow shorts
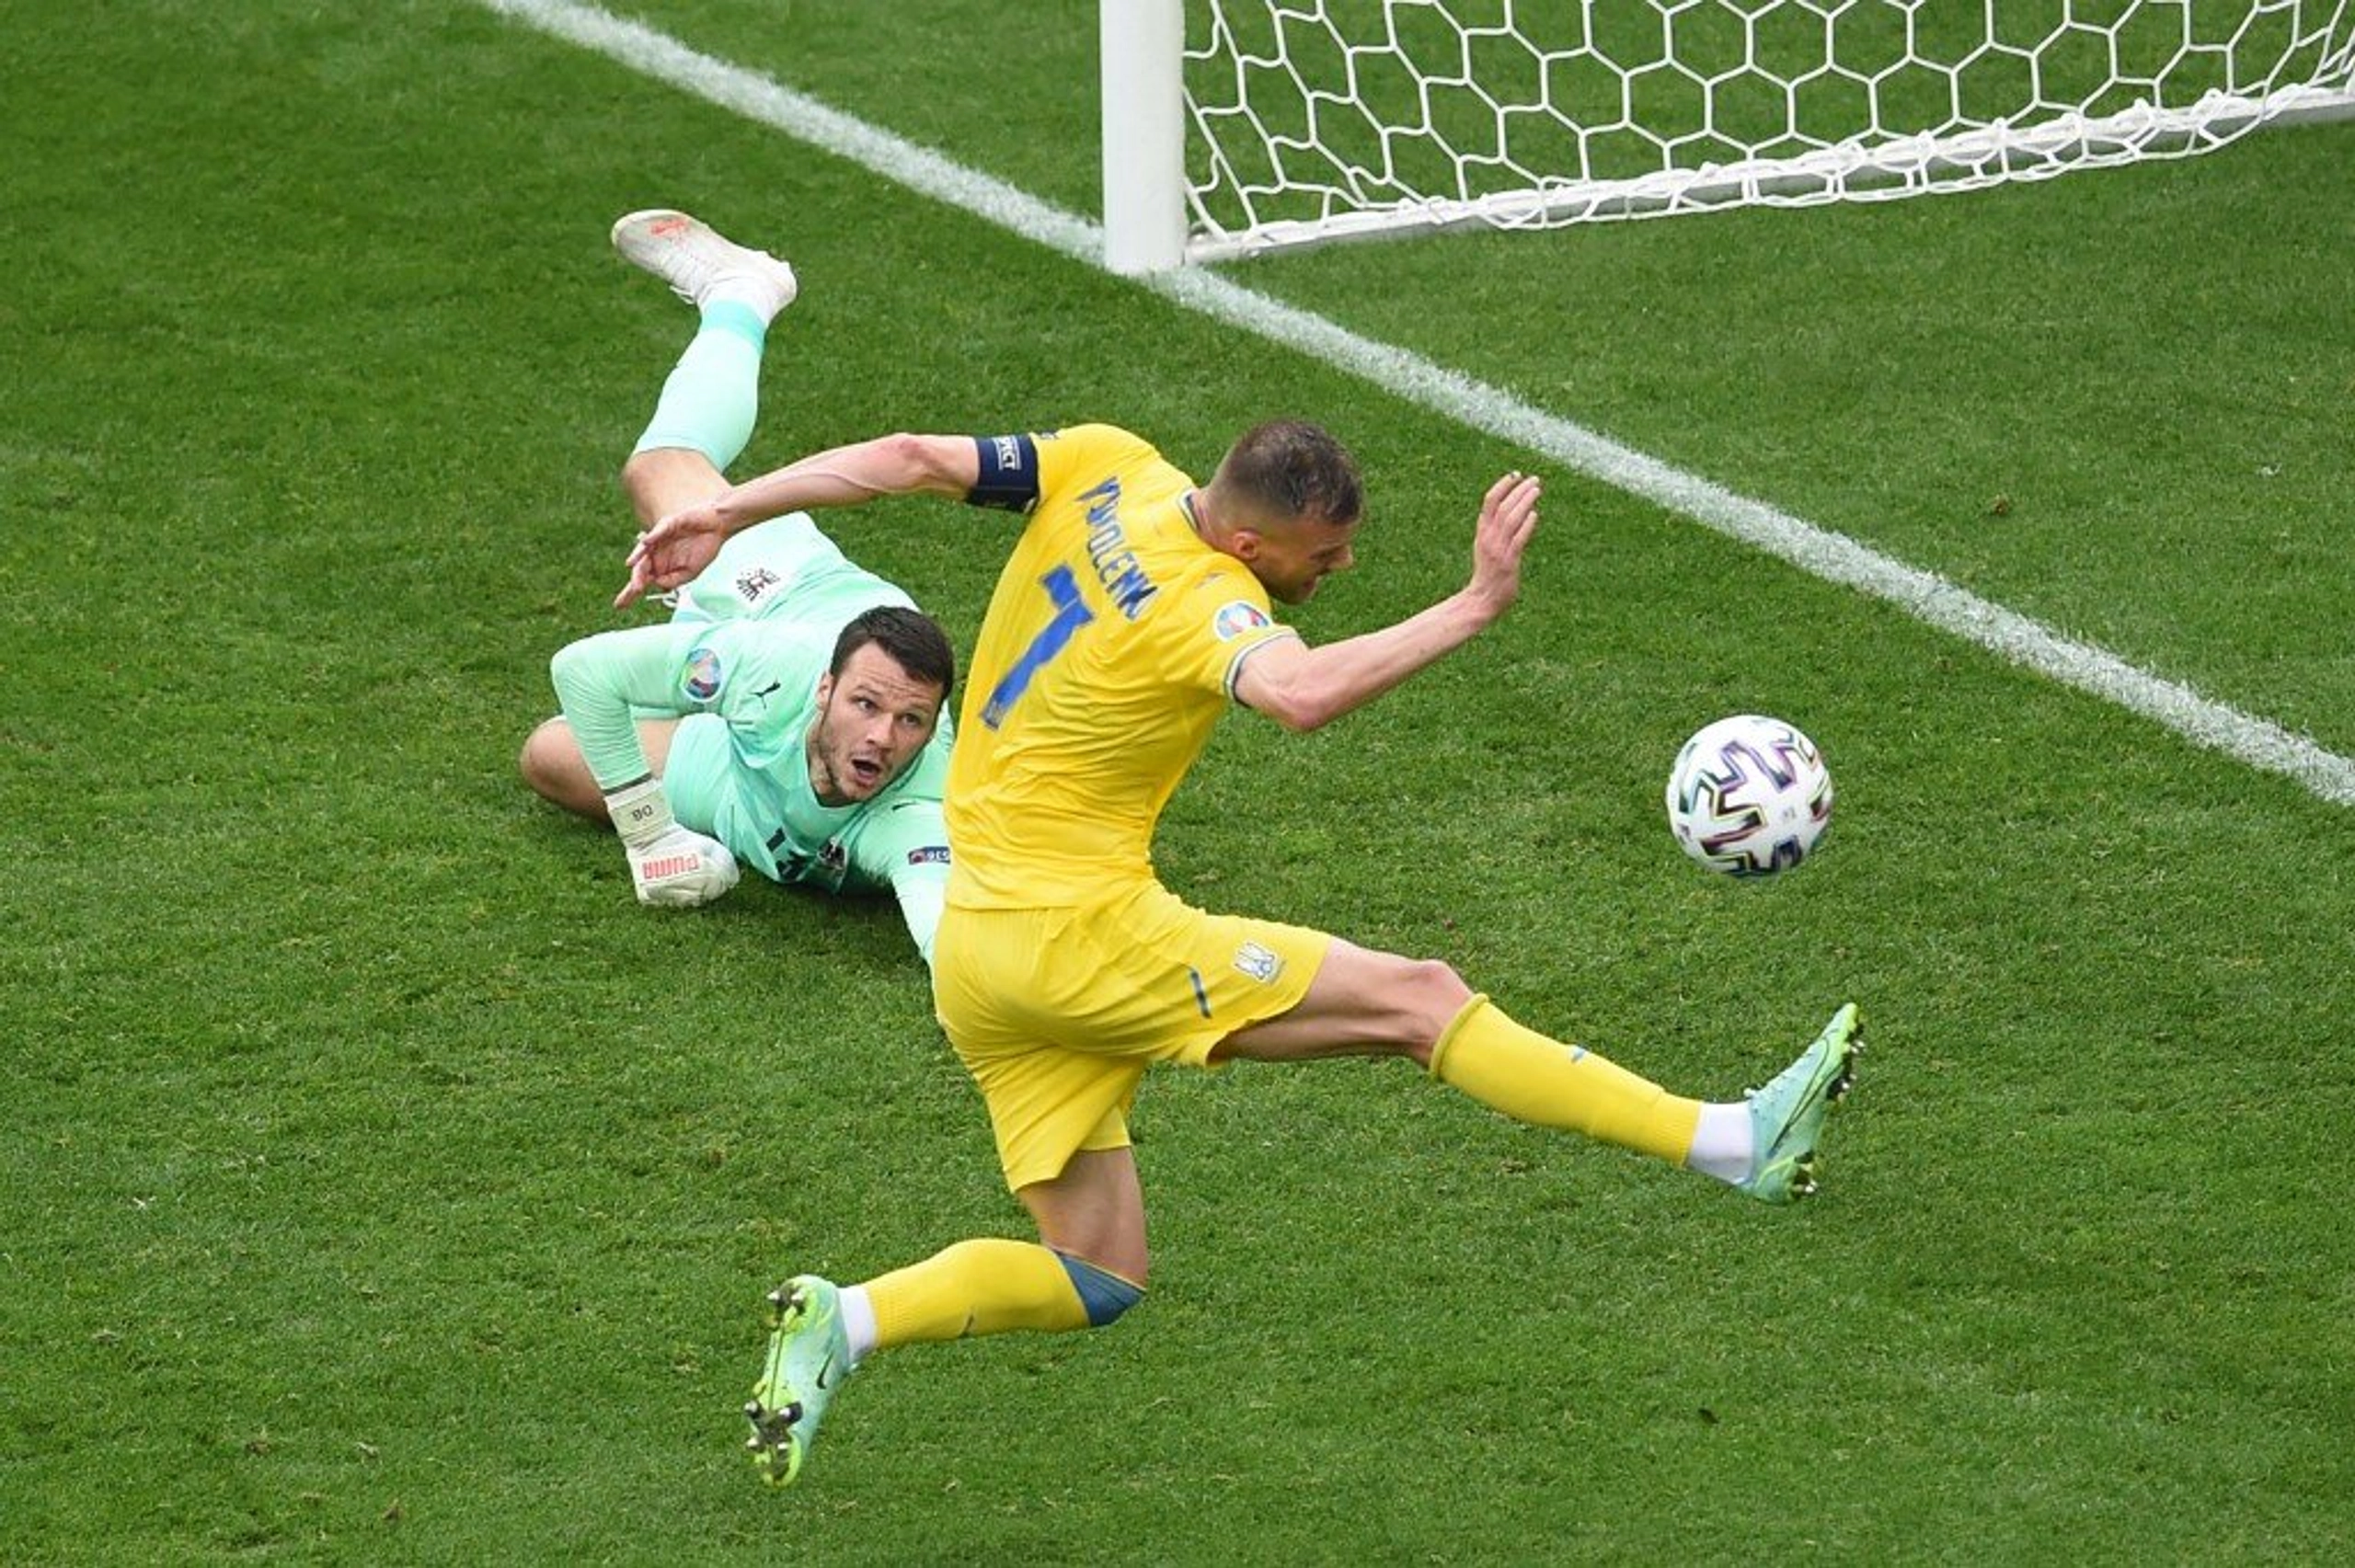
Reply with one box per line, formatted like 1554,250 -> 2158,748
931,882 -> 1332,1191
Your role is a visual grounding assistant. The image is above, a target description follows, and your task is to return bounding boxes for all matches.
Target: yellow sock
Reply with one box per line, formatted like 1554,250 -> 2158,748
865,1238 -> 1090,1349
1429,994 -> 1701,1164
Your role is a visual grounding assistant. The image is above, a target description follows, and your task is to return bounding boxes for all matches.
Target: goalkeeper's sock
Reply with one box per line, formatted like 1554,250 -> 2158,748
1429,994 -> 1704,1165
630,303 -> 768,469
860,1239 -> 1093,1351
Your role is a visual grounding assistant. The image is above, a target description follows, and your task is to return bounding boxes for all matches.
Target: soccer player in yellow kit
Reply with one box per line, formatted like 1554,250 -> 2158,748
623,405 -> 1861,1488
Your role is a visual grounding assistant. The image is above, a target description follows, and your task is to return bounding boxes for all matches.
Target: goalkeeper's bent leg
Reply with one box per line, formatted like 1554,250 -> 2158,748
632,303 -> 767,472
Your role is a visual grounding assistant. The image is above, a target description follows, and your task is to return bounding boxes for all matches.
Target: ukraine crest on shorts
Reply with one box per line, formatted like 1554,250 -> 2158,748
1233,940 -> 1282,983
1212,601 -> 1271,641
683,646 -> 724,702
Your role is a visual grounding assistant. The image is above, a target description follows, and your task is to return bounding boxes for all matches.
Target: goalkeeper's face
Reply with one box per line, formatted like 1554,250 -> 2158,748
806,645 -> 946,806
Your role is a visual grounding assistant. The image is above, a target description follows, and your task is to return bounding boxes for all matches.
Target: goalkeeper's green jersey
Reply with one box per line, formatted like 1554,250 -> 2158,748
546,515 -> 953,954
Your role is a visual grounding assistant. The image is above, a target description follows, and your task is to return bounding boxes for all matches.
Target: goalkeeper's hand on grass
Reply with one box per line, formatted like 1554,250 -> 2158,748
604,780 -> 741,909
626,824 -> 740,908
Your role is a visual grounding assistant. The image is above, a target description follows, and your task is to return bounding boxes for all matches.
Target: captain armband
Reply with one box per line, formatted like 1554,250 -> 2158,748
966,433 -> 1041,513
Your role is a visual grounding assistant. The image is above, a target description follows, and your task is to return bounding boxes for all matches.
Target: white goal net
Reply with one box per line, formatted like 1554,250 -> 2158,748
1101,1 -> 2355,266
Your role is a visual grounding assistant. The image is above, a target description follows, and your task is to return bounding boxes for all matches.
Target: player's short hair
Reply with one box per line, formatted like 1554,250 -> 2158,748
831,605 -> 957,701
1214,419 -> 1362,527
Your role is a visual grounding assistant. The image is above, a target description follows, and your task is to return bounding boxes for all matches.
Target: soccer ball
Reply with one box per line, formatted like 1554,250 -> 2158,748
1664,714 -> 1833,877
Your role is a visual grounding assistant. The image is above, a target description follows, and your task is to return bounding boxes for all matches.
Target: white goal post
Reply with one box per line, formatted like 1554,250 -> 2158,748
1100,0 -> 2355,270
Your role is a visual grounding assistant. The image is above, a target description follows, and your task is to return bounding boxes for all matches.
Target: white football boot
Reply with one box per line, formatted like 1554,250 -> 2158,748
611,209 -> 798,321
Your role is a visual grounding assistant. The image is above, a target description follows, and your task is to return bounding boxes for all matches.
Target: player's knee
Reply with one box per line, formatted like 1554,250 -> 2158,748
518,720 -> 561,795
623,447 -> 728,528
519,717 -> 602,816
1393,956 -> 1476,1037
1056,1250 -> 1146,1328
618,448 -> 666,522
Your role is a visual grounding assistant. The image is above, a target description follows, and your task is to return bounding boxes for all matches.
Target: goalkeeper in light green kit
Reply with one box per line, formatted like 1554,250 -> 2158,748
520,212 -> 956,962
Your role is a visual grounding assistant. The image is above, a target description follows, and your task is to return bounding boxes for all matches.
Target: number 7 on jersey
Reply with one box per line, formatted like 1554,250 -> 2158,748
981,564 -> 1096,729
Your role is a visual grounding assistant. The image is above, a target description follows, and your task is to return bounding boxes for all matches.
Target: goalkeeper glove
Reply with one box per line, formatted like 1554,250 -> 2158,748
604,778 -> 741,909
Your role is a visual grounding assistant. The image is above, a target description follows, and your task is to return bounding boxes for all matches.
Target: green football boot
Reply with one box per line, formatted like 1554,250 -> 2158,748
743,1275 -> 851,1486
1736,1002 -> 1861,1203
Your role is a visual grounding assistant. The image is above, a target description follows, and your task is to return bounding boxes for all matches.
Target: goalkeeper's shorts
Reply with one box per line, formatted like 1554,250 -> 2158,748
669,512 -> 915,628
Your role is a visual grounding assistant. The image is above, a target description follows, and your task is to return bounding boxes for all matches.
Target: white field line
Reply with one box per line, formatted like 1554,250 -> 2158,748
479,0 -> 2355,808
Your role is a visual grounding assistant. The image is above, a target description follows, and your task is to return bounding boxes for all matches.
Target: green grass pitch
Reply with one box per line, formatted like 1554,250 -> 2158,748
3,3 -> 2349,1562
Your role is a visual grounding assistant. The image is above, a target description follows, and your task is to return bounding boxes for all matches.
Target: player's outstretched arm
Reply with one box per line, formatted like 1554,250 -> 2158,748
549,625 -> 692,784
890,862 -> 948,968
845,794 -> 952,967
616,434 -> 982,608
548,626 -> 741,908
1234,471 -> 1541,732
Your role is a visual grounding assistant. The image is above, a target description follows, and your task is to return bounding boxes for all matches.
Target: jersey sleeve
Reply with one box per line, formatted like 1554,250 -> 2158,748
845,795 -> 952,966
547,623 -> 706,791
548,614 -> 819,789
1152,562 -> 1300,700
965,425 -> 1154,516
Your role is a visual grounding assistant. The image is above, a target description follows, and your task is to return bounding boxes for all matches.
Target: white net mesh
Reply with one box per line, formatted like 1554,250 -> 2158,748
1182,1 -> 2355,258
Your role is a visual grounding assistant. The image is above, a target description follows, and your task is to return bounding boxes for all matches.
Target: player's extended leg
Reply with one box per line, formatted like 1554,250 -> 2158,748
610,210 -> 798,527
623,447 -> 726,530
1216,939 -> 1859,1202
743,1151 -> 1146,1487
517,715 -> 683,818
523,212 -> 800,815
1013,1147 -> 1150,1283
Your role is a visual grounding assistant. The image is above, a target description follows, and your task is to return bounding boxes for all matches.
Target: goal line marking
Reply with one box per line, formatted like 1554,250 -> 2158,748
478,0 -> 2355,808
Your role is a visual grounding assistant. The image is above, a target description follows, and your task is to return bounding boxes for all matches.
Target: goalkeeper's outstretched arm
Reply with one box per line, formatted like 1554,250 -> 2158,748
546,625 -> 740,909
618,434 -> 981,609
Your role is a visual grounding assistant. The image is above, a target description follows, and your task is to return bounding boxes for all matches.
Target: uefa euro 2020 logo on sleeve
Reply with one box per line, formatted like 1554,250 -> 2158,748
684,646 -> 724,703
1212,601 -> 1271,642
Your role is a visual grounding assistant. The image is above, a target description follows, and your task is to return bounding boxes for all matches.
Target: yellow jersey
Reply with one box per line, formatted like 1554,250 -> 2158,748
946,424 -> 1297,908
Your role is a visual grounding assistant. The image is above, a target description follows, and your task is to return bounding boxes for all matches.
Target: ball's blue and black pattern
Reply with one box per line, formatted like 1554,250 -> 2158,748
1665,714 -> 1834,877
